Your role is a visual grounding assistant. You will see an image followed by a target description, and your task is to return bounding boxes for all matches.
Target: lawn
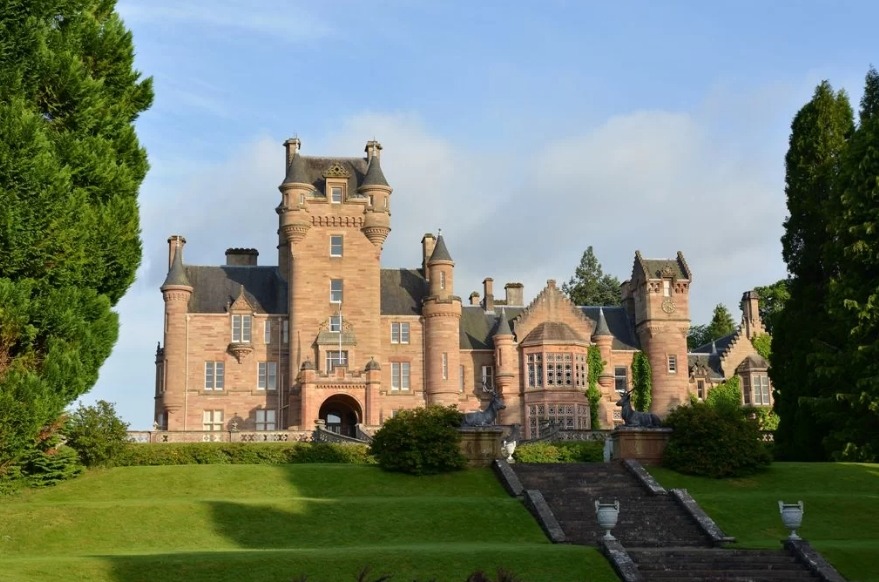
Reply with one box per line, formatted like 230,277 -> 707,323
649,462 -> 879,582
0,464 -> 618,582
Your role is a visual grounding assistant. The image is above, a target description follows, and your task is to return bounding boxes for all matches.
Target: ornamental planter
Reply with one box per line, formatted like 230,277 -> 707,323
595,500 -> 620,541
778,500 -> 804,540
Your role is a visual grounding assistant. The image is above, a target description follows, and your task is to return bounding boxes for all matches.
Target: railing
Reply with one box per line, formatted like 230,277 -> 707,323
126,430 -> 312,443
312,425 -> 371,445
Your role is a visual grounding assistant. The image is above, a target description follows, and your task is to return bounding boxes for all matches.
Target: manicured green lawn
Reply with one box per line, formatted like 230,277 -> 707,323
0,464 -> 618,582
649,462 -> 879,582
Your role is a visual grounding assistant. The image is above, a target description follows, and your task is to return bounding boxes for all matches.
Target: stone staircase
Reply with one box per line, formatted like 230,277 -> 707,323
505,461 -> 840,582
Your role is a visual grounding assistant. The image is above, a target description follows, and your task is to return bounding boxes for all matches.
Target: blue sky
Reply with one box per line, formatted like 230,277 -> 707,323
85,0 -> 878,428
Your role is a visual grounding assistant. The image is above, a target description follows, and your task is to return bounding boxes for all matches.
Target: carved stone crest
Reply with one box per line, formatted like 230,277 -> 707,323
322,162 -> 351,178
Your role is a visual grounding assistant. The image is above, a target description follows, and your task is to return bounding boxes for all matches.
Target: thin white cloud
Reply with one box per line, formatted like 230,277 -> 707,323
117,1 -> 334,42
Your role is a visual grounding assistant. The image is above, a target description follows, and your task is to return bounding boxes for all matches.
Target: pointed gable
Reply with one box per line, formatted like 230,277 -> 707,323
514,279 -> 592,346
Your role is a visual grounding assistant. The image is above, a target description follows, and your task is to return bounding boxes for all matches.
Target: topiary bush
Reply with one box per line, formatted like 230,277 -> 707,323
64,400 -> 129,467
663,402 -> 772,478
368,405 -> 466,475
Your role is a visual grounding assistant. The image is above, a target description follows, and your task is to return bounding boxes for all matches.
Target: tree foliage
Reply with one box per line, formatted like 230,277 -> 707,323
0,1 -> 152,474
754,280 -> 790,335
65,400 -> 130,467
561,246 -> 621,306
705,376 -> 742,417
369,406 -> 466,475
687,304 -> 737,350
631,352 -> 652,412
586,345 -> 604,429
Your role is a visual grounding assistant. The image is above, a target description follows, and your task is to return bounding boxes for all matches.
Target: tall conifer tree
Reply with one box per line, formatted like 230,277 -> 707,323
772,82 -> 853,460
0,0 -> 153,473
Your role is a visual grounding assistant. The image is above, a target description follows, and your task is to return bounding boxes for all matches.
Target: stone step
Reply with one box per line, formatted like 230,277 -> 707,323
628,548 -> 819,581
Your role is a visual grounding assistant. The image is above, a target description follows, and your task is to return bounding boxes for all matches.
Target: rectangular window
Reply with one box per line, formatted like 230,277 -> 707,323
326,350 -> 348,372
331,186 -> 343,203
282,320 -> 289,343
255,409 -> 277,431
667,354 -> 677,373
391,362 -> 411,391
481,365 -> 494,389
258,361 -> 278,391
203,410 -> 224,431
440,271 -> 446,290
442,352 -> 449,380
742,375 -> 752,405
459,365 -> 465,392
391,322 -> 410,344
697,379 -> 705,400
754,374 -> 770,405
614,366 -> 628,393
330,279 -> 343,303
264,320 -> 272,344
329,314 -> 342,332
663,280 -> 671,297
204,361 -> 225,391
527,353 -> 543,388
232,314 -> 252,343
330,235 -> 343,257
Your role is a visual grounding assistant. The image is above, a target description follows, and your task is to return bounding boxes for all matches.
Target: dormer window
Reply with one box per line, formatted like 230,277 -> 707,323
331,186 -> 343,203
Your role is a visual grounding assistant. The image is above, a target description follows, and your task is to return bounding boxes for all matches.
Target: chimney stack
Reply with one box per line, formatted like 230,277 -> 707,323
283,137 -> 301,168
483,278 -> 495,312
421,233 -> 436,277
365,139 -> 382,161
504,282 -> 524,306
469,291 -> 480,306
225,248 -> 259,266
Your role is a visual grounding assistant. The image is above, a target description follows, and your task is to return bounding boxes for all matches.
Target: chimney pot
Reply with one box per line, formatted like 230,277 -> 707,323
225,248 -> 259,266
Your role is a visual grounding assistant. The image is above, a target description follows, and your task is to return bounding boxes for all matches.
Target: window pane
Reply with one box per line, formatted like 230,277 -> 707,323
330,315 -> 342,332
268,362 -> 277,390
258,362 -> 267,389
331,186 -> 342,203
391,322 -> 400,343
402,362 -> 410,389
400,323 -> 410,343
330,279 -> 343,303
242,315 -> 251,342
232,315 -> 241,342
264,320 -> 271,344
215,363 -> 224,390
205,362 -> 214,390
330,235 -> 343,256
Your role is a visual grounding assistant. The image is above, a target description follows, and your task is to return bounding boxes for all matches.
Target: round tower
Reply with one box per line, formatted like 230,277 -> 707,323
493,308 -> 519,424
421,233 -> 462,406
159,235 -> 193,430
277,137 -> 313,282
359,140 -> 392,248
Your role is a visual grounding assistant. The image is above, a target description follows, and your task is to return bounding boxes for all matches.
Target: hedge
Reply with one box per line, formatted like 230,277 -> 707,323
513,441 -> 604,463
116,442 -> 374,466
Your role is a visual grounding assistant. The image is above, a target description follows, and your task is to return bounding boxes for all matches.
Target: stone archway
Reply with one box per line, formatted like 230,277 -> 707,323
318,394 -> 362,437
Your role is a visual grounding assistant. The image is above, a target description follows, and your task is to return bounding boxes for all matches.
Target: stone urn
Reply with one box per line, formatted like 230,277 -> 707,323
778,500 -> 804,540
595,500 -> 620,541
501,439 -> 517,463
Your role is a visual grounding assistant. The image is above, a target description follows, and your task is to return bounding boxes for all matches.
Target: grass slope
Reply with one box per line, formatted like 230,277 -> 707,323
650,462 -> 879,582
0,464 -> 617,582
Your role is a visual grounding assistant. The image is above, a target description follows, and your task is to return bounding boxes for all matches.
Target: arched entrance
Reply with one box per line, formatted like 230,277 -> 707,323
318,394 -> 362,437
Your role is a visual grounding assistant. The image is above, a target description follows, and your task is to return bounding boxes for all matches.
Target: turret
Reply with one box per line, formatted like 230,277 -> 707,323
359,140 -> 392,248
493,309 -> 519,424
421,233 -> 462,406
591,308 -> 615,390
159,235 -> 193,430
277,137 -> 313,280
740,290 -> 764,339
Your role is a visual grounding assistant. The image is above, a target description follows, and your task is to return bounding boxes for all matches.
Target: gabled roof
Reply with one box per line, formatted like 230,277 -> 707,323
185,266 -> 287,313
688,354 -> 724,379
380,269 -> 426,315
691,333 -> 735,356
632,250 -> 692,281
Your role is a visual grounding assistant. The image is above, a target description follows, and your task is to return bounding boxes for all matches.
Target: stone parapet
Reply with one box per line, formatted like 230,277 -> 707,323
612,427 -> 672,465
458,426 -> 504,466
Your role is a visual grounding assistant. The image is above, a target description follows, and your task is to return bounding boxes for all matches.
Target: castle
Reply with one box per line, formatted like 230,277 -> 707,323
154,138 -> 771,437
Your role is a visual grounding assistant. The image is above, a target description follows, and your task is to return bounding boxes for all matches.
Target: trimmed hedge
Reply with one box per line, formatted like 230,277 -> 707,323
513,441 -> 604,463
369,405 -> 466,475
116,442 -> 374,466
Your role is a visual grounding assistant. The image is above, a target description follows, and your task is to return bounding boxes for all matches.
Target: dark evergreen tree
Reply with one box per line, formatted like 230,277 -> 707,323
631,352 -> 652,412
706,304 -> 736,341
772,81 -> 853,461
687,324 -> 711,350
0,0 -> 152,474
823,67 -> 879,460
561,246 -> 621,306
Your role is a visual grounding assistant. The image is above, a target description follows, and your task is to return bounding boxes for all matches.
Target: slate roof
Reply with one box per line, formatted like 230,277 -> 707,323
522,321 -> 584,344
429,235 -> 453,262
380,269 -> 426,315
593,307 -> 611,337
580,306 -> 640,350
280,156 -> 371,197
633,251 -> 692,281
460,306 -> 525,350
688,354 -> 724,379
691,333 -> 735,356
162,248 -> 191,288
185,266 -> 287,314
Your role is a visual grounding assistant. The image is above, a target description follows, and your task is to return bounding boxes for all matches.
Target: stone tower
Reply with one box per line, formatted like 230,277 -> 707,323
158,235 -> 192,430
625,251 -> 692,415
422,233 -> 462,406
275,138 -> 390,426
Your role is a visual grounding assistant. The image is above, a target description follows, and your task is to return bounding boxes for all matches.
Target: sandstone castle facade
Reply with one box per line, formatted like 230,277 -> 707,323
154,139 -> 771,437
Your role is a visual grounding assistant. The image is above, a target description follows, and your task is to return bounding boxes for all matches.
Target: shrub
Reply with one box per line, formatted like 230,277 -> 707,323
115,442 -> 373,466
369,405 -> 466,475
663,402 -> 772,478
64,400 -> 129,467
513,441 -> 603,463
705,377 -> 743,417
20,437 -> 83,487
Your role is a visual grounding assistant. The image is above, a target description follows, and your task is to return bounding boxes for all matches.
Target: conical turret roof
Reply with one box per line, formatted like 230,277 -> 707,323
429,234 -> 453,263
360,155 -> 389,188
495,308 -> 513,336
162,247 -> 191,288
281,151 -> 310,186
593,307 -> 611,337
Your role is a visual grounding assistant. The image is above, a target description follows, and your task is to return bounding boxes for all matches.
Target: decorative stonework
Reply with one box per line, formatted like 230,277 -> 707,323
227,342 -> 253,363
282,223 -> 310,243
322,162 -> 351,178
312,215 -> 364,227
